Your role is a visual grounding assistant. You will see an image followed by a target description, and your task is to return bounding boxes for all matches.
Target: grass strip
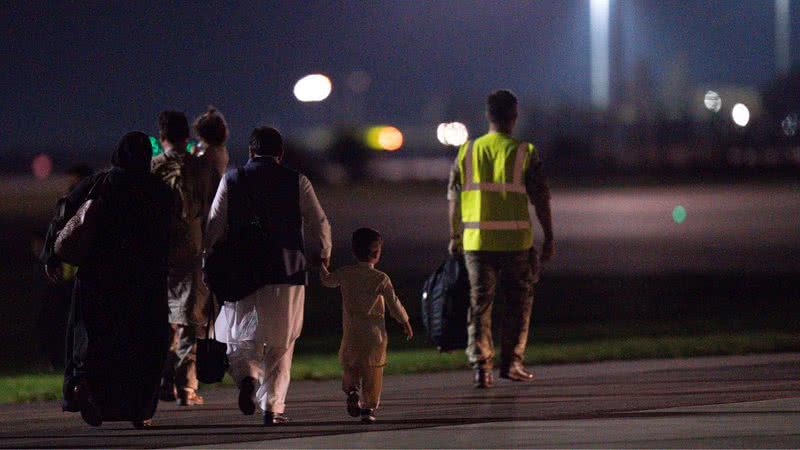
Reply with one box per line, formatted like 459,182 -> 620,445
2,332 -> 799,404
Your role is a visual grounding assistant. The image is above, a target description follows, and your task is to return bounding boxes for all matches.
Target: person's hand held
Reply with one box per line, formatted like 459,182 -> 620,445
541,239 -> 555,262
44,263 -> 62,283
530,250 -> 540,276
320,257 -> 330,269
448,237 -> 462,255
403,321 -> 414,340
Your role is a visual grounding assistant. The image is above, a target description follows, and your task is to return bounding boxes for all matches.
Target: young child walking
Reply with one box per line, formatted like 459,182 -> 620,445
320,227 -> 413,423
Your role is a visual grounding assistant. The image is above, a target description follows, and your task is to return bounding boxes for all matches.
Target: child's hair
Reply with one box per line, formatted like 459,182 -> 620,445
352,227 -> 382,261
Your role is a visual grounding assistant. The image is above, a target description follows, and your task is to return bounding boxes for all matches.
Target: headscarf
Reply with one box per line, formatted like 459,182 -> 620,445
111,131 -> 152,172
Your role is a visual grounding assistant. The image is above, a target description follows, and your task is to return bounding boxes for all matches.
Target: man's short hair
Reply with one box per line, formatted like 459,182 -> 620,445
249,126 -> 283,157
486,89 -> 518,125
158,110 -> 190,143
193,106 -> 229,146
352,227 -> 382,261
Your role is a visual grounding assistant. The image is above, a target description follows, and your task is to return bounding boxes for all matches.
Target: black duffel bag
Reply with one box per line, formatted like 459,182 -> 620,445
204,168 -> 275,303
421,253 -> 470,352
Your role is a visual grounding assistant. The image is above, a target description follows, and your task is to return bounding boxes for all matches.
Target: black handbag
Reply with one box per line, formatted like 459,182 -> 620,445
204,168 -> 276,303
196,298 -> 228,384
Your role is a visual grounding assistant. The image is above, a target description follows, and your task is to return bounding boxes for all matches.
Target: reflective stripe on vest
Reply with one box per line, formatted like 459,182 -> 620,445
459,136 -> 533,251
463,220 -> 530,230
462,140 -> 529,194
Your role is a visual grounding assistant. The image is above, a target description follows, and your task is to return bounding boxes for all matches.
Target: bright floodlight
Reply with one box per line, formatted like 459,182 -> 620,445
704,90 -> 722,113
731,103 -> 750,127
437,122 -> 469,146
293,74 -> 332,102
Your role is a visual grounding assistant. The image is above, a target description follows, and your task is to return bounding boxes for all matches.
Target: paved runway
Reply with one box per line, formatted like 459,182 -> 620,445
1,354 -> 798,448
218,398 -> 800,449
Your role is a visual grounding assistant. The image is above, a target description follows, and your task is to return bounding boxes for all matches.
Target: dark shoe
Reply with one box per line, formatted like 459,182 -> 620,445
264,411 -> 290,425
500,363 -> 535,382
360,408 -> 376,424
238,377 -> 256,415
346,390 -> 360,417
176,389 -> 205,406
159,379 -> 176,402
74,382 -> 102,427
473,368 -> 494,389
132,419 -> 152,429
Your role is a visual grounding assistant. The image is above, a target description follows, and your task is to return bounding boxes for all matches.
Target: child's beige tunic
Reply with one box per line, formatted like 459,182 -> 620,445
321,262 -> 409,368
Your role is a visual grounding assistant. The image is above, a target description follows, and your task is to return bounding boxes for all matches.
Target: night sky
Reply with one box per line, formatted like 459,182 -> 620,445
1,0 -> 798,149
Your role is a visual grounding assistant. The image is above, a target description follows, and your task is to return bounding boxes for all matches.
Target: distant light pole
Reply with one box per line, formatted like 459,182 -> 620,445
590,0 -> 611,110
775,0 -> 791,77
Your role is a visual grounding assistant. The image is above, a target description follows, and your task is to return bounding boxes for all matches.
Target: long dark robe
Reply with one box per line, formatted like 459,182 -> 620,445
47,133 -> 173,422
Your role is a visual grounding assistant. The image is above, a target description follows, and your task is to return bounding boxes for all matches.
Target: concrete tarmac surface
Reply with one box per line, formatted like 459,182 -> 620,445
1,353 -> 798,448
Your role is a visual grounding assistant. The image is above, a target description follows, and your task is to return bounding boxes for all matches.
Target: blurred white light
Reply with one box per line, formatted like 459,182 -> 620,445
590,0 -> 610,110
782,114 -> 798,137
731,103 -> 750,127
704,90 -> 722,112
436,122 -> 469,146
293,74 -> 332,102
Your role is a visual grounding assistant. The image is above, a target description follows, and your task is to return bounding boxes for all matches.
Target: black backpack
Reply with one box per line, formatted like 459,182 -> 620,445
421,254 -> 470,352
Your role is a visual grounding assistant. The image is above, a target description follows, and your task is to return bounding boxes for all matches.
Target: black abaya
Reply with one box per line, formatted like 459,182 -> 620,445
46,132 -> 173,422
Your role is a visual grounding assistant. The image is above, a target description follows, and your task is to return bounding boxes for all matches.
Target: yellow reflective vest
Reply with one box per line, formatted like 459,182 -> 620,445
457,132 -> 536,251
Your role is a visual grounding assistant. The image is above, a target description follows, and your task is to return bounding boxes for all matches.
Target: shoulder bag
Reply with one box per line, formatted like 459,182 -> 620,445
54,174 -> 109,266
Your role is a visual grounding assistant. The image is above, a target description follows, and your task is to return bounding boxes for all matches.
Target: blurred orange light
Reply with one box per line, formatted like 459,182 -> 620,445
378,126 -> 403,151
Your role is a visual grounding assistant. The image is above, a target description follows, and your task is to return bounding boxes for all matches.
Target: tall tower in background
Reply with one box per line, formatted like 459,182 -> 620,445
608,0 -> 625,109
590,0 -> 611,110
775,0 -> 791,77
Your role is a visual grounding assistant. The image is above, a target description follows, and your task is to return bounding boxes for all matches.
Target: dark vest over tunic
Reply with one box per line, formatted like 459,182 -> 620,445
225,157 -> 306,285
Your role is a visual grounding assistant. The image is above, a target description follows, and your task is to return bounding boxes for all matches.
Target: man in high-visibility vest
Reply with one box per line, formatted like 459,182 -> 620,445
447,89 -> 554,388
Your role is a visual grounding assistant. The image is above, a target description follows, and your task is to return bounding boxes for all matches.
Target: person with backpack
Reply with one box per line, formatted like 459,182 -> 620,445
447,90 -> 555,388
205,126 -> 331,425
151,110 -> 216,406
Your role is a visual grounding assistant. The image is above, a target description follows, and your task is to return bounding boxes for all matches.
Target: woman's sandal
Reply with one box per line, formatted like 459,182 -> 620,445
132,419 -> 152,429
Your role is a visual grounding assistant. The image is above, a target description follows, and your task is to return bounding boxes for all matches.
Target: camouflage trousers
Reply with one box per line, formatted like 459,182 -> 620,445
464,249 -> 536,370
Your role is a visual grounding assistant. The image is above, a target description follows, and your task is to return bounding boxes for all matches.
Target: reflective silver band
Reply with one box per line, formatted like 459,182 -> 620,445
463,220 -> 530,230
465,183 -> 526,193
511,142 -> 528,185
463,140 -> 474,187
462,140 -> 529,193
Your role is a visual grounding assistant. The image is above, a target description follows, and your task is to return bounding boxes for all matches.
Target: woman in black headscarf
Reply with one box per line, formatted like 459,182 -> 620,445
46,132 -> 172,428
